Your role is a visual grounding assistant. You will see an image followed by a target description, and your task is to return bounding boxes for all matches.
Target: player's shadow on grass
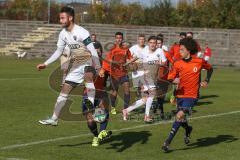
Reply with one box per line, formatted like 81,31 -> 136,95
176,134 -> 238,152
105,131 -> 152,152
196,101 -> 213,106
199,95 -> 219,100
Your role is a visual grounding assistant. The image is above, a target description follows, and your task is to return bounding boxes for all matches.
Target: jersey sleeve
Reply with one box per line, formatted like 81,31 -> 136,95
165,51 -> 174,64
167,62 -> 178,80
202,60 -> 212,70
44,31 -> 65,66
102,51 -> 112,71
169,45 -> 175,57
159,49 -> 167,64
79,27 -> 101,69
129,46 -> 135,57
127,49 -> 133,60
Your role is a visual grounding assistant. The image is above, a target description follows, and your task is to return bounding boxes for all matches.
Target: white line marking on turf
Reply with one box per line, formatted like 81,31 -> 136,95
1,110 -> 240,151
0,78 -> 45,81
0,157 -> 28,160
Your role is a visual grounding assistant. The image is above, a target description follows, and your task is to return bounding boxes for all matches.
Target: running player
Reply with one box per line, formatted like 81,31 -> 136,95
129,34 -> 146,97
122,36 -> 167,123
162,37 -> 213,152
37,6 -> 101,126
99,32 -> 132,115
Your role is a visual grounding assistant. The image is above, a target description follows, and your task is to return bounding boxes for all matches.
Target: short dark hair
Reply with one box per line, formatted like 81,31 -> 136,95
180,32 -> 187,37
156,36 -> 163,43
148,35 -> 157,42
115,32 -> 123,37
91,34 -> 96,37
60,6 -> 75,22
179,38 -> 198,55
157,33 -> 164,39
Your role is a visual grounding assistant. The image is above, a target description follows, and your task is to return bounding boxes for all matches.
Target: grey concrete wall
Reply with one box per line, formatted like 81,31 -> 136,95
0,20 -> 240,66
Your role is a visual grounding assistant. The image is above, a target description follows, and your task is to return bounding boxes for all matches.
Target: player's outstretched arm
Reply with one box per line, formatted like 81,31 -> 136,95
201,63 -> 213,88
36,47 -> 64,71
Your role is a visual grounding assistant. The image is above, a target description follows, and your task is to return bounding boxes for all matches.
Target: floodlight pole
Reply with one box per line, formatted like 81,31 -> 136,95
48,0 -> 51,24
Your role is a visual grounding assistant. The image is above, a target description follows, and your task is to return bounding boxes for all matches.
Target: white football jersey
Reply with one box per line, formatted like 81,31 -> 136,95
57,25 -> 93,70
141,46 -> 167,80
162,45 -> 168,52
129,44 -> 146,78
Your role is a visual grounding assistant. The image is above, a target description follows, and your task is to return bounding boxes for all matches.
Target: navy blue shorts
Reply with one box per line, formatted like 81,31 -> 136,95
176,98 -> 198,112
110,75 -> 129,91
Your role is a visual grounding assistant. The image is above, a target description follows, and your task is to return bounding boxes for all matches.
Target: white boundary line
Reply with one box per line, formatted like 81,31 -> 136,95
1,110 -> 240,151
0,78 -> 45,81
0,156 -> 28,160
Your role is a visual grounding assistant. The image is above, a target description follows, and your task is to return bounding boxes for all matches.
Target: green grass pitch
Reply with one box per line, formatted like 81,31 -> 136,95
0,56 -> 240,160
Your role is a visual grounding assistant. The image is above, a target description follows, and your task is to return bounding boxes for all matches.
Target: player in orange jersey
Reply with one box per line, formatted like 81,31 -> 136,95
162,38 -> 213,152
99,32 -> 132,115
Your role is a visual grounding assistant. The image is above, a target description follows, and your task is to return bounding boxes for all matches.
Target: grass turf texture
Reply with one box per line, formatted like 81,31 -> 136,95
0,56 -> 240,160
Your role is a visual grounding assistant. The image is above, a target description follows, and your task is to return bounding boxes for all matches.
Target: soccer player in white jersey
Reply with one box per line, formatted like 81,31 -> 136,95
122,36 -> 167,123
129,34 -> 146,96
36,7 -> 102,143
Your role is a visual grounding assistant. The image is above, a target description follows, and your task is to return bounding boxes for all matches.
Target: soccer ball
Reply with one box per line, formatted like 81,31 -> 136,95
93,108 -> 107,123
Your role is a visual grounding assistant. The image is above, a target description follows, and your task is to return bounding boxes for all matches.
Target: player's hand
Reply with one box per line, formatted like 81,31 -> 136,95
36,64 -> 46,71
172,78 -> 180,84
99,68 -> 105,78
200,81 -> 208,88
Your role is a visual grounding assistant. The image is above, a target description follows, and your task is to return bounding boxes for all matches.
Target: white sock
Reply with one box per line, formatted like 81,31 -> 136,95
145,97 -> 154,117
51,93 -> 68,121
85,82 -> 95,104
126,99 -> 145,113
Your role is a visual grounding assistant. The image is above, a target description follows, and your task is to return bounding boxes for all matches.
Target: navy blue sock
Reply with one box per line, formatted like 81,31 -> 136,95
110,95 -> 116,108
166,121 -> 181,144
157,97 -> 164,113
181,121 -> 189,129
100,120 -> 108,132
87,121 -> 98,137
100,111 -> 109,131
124,94 -> 130,109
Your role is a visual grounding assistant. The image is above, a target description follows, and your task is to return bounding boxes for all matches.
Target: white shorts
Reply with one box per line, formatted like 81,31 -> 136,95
142,75 -> 156,91
131,71 -> 145,88
65,64 -> 88,84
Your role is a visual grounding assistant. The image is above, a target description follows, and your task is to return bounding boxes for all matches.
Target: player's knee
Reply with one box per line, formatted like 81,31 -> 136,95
86,113 -> 94,122
176,110 -> 185,121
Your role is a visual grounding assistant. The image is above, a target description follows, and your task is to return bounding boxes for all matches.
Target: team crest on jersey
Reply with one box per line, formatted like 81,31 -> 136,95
68,44 -> 81,49
73,35 -> 77,41
157,54 -> 160,57
193,67 -> 198,72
